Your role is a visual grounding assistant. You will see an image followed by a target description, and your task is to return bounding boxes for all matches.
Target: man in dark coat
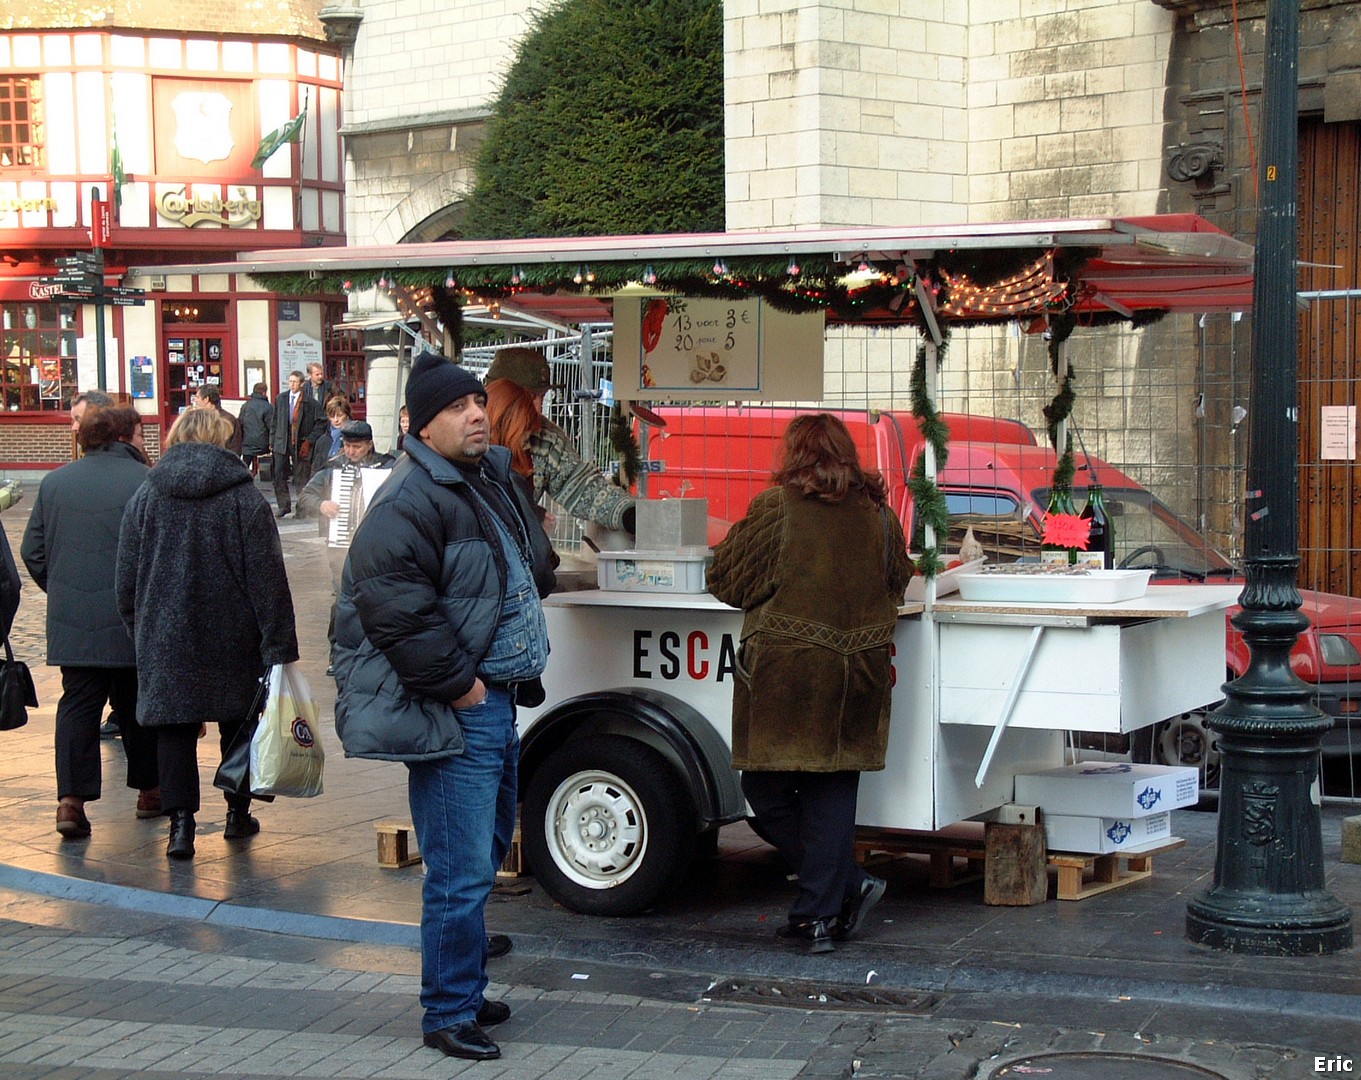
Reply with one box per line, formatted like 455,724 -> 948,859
238,382 -> 273,475
304,361 -> 335,410
334,355 -> 554,1063
271,370 -> 326,517
21,406 -> 161,840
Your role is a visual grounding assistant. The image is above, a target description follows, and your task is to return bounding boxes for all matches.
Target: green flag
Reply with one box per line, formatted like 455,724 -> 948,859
110,126 -> 126,210
251,109 -> 306,169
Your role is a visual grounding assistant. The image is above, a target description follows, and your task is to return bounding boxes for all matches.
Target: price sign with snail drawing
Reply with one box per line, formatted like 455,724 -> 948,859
635,296 -> 763,394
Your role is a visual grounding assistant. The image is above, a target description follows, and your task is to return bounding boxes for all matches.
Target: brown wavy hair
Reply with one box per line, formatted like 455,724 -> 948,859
484,378 -> 543,477
773,413 -> 887,505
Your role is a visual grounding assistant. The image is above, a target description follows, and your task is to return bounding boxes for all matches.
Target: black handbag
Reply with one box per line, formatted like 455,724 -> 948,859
257,454 -> 275,482
0,635 -> 38,732
212,672 -> 276,801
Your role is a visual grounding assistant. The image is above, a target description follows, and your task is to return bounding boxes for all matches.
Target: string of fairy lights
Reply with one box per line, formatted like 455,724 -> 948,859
270,246 -> 1086,329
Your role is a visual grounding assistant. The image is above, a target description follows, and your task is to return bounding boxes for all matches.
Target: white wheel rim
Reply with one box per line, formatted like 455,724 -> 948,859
543,769 -> 649,889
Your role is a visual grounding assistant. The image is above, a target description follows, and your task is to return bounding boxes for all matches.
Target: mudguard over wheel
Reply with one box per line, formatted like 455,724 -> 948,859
523,734 -> 698,915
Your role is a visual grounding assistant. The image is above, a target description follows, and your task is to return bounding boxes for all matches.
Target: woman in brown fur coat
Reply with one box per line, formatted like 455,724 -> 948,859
708,413 -> 913,953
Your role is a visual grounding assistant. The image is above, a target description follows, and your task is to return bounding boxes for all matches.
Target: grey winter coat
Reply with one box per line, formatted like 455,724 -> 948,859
21,442 -> 148,667
115,442 -> 298,728
333,439 -> 554,761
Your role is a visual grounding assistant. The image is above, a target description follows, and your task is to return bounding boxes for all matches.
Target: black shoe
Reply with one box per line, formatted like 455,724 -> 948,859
487,933 -> 512,959
476,999 -> 510,1026
275,506 -> 289,518
99,719 -> 121,739
224,808 -> 260,839
423,1021 -> 500,1061
775,918 -> 834,954
166,809 -> 195,860
833,874 -> 886,941
325,662 -> 334,677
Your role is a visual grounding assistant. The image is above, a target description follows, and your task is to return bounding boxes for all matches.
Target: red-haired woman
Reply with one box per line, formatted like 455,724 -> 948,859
707,413 -> 914,954
483,348 -> 635,535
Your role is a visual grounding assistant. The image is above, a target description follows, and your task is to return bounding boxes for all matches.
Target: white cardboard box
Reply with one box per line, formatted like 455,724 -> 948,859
1044,811 -> 1172,854
1015,762 -> 1199,818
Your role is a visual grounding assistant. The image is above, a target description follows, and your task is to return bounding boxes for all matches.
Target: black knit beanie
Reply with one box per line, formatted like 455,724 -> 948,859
406,352 -> 485,436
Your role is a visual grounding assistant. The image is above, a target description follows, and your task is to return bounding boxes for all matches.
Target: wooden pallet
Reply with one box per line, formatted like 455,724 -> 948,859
1048,838 -> 1186,901
374,821 -> 524,877
856,826 -> 1185,903
854,824 -> 989,889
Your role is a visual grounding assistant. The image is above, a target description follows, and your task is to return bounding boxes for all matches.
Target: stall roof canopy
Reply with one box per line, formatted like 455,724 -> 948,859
131,213 -> 1253,330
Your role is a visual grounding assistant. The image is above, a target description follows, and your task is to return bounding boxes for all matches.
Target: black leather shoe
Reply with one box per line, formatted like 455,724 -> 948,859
833,874 -> 886,941
166,809 -> 195,860
224,809 -> 260,839
275,506 -> 289,518
422,1021 -> 500,1061
476,999 -> 510,1026
487,933 -> 512,959
775,917 -> 835,954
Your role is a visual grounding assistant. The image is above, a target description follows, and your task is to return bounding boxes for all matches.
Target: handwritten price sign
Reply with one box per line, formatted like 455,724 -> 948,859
637,296 -> 762,393
1043,512 -> 1092,550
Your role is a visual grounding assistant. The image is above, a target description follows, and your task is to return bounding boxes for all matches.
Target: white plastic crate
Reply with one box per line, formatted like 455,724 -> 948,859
956,568 -> 1152,604
596,548 -> 712,593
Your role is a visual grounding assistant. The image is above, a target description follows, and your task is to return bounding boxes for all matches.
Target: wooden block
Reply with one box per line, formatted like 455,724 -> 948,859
1342,815 -> 1361,864
497,825 -> 523,879
983,820 -> 1049,906
376,821 -> 422,869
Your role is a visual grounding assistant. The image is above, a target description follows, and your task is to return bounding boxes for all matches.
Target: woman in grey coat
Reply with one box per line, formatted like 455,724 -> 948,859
116,408 -> 298,860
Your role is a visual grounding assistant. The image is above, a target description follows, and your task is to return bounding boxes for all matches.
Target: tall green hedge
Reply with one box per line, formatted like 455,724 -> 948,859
460,0 -> 725,239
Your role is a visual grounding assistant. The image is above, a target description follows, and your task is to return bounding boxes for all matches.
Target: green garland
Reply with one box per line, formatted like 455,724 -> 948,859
609,404 -> 642,488
908,338 -> 951,580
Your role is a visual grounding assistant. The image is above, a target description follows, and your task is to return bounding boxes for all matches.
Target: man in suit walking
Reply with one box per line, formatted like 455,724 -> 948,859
271,370 -> 325,518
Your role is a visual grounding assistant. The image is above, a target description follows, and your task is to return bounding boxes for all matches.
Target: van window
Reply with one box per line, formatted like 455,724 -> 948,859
941,491 -> 1034,562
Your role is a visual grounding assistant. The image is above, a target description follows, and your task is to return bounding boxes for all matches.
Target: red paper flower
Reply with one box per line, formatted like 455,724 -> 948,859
1043,512 -> 1092,550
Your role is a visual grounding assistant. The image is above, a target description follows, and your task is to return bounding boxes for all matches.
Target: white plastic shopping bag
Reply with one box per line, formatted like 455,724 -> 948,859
250,661 -> 324,797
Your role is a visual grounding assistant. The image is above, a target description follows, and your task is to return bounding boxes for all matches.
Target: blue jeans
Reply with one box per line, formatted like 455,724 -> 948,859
406,685 -> 518,1033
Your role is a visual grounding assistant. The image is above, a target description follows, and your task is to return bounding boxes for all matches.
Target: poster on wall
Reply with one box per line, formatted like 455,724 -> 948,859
612,294 -> 824,402
279,332 -> 322,385
130,356 -> 155,398
1320,405 -> 1357,461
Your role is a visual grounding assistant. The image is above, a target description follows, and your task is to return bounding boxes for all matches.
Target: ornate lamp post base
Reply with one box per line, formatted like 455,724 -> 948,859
1186,559 -> 1353,956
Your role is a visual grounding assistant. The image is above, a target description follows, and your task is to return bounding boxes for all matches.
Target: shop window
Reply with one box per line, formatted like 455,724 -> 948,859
0,303 -> 77,411
161,299 -> 228,324
0,76 -> 43,169
324,304 -> 366,415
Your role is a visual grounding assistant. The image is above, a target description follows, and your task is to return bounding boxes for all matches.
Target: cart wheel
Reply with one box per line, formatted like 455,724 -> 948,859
1132,707 -> 1222,791
523,735 -> 697,915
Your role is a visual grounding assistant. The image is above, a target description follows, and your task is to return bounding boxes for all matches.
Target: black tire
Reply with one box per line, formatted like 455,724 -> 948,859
523,734 -> 698,915
1131,707 -> 1223,793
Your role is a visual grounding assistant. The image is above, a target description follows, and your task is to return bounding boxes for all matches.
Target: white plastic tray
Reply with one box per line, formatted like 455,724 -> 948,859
905,557 -> 986,601
955,568 -> 1152,604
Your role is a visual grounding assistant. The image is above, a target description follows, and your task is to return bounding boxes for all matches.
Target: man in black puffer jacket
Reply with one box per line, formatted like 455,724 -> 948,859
334,353 -> 553,1064
22,406 -> 161,839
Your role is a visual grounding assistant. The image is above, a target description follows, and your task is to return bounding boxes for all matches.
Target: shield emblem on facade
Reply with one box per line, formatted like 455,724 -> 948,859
171,92 -> 235,164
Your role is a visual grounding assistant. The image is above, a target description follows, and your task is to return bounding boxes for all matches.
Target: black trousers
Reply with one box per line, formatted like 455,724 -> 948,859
55,666 -> 158,800
272,452 -> 300,512
741,769 -> 866,923
157,716 -> 251,814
